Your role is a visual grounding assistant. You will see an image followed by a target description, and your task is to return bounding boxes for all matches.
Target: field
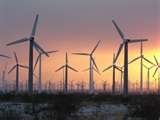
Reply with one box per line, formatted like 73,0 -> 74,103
0,92 -> 159,120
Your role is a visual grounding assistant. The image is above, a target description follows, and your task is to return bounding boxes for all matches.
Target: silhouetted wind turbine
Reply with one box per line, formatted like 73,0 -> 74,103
1,63 -> 8,92
153,56 -> 160,94
153,76 -> 157,92
0,55 -> 10,92
6,14 -> 48,94
73,40 -> 100,94
80,80 -> 85,92
112,20 -> 147,95
102,80 -> 107,92
143,64 -> 155,93
34,50 -> 58,92
153,56 -> 160,77
55,52 -> 78,93
103,53 -> 123,94
8,52 -> 28,92
128,41 -> 155,93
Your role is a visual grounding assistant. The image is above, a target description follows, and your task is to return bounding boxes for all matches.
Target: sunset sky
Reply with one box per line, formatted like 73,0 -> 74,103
0,0 -> 159,91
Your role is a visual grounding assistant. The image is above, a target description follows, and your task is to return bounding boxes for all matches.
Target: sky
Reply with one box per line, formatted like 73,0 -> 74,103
0,0 -> 159,91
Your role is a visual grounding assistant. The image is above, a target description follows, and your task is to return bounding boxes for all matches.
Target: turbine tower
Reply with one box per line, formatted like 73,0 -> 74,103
55,52 -> 78,93
112,20 -> 147,95
6,14 -> 48,94
73,40 -> 100,94
34,50 -> 58,92
2,63 -> 9,92
0,55 -> 10,92
83,63 -> 100,93
128,41 -> 155,93
8,52 -> 28,92
103,53 -> 123,94
143,64 -> 155,93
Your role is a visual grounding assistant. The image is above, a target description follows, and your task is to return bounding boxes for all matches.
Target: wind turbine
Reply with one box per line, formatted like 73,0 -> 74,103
143,64 -> 155,93
55,52 -> 78,93
153,77 -> 157,93
102,80 -> 107,92
112,20 -> 147,95
8,52 -> 28,92
153,56 -> 160,94
73,40 -> 100,94
119,66 -> 124,93
128,41 -> 155,93
82,61 -> 100,93
0,55 -> 10,92
103,53 -> 123,94
1,63 -> 8,92
34,50 -> 58,92
80,80 -> 85,92
6,14 -> 48,94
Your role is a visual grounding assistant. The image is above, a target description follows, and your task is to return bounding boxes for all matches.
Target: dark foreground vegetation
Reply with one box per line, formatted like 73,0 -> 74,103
0,92 -> 159,120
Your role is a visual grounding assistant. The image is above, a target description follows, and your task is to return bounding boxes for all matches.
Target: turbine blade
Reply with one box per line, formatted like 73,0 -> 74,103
128,39 -> 148,43
93,67 -> 101,75
83,68 -> 89,72
112,20 -> 125,39
33,41 -> 49,57
103,65 -> 113,72
154,56 -> 159,65
114,43 -> 124,62
149,65 -> 156,69
0,54 -> 11,59
128,56 -> 141,64
143,64 -> 148,69
34,55 -> 40,71
8,65 -> 16,74
46,50 -> 58,54
31,14 -> 39,37
67,65 -> 78,72
33,73 -> 38,79
115,65 -> 123,72
91,57 -> 99,73
66,52 -> 68,64
143,57 -> 155,65
153,67 -> 158,77
91,40 -> 101,54
72,53 -> 90,56
13,52 -> 18,64
19,65 -> 28,69
34,44 -> 41,53
55,65 -> 65,72
6,38 -> 29,46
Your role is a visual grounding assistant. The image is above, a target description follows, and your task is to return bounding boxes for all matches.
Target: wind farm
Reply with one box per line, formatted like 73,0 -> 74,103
0,0 -> 159,119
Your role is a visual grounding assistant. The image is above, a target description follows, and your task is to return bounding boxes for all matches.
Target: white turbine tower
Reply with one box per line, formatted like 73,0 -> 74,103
73,40 -> 100,94
143,64 -> 155,93
34,50 -> 58,92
